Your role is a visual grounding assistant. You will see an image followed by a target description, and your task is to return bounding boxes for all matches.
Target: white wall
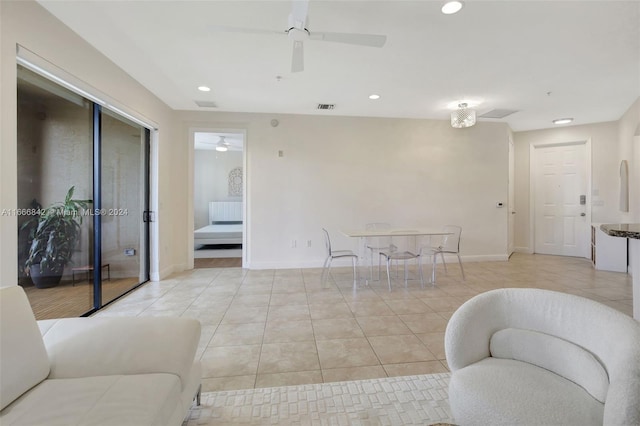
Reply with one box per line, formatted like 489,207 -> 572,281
513,101 -> 638,253
180,111 -> 511,269
617,98 -> 640,223
0,0 -> 187,287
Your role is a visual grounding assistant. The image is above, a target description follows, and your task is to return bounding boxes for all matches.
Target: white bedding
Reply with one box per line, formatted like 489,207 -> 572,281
194,224 -> 242,245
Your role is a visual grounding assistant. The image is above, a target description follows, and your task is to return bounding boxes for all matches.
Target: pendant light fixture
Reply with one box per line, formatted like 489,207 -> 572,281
451,102 -> 477,128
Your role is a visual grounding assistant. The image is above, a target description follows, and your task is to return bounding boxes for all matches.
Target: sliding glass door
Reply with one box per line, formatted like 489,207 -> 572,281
100,110 -> 149,305
16,64 -> 150,319
17,65 -> 95,317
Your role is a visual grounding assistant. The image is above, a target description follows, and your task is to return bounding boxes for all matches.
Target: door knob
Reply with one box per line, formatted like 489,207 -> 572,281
580,213 -> 586,217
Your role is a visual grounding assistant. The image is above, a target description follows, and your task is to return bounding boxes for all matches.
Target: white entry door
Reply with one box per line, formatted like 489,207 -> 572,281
534,143 -> 589,257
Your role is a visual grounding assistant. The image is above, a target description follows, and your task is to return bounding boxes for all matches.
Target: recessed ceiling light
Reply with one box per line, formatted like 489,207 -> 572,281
198,86 -> 211,92
369,94 -> 381,100
553,118 -> 573,125
442,1 -> 464,15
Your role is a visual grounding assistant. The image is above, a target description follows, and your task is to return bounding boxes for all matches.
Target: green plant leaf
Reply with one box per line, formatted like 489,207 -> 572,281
23,186 -> 89,275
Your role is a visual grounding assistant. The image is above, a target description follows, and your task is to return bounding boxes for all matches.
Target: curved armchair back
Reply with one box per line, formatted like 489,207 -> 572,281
445,288 -> 640,425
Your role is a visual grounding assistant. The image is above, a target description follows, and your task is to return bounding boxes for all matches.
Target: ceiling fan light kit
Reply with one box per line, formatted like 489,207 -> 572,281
451,102 -> 477,128
215,136 -> 229,152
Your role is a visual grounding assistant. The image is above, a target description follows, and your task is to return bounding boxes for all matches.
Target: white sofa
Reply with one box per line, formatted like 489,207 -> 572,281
445,288 -> 640,426
0,286 -> 201,426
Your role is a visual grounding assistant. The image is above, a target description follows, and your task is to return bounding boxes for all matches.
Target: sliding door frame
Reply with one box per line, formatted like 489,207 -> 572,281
92,103 -> 103,309
143,128 -> 151,282
86,107 -> 152,314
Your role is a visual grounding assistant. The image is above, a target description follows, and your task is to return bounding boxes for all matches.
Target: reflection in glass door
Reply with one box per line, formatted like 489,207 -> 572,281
101,111 -> 149,305
17,65 -> 95,317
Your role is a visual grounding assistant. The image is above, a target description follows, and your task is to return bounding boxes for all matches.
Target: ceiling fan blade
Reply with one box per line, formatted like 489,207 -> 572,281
309,32 -> 387,47
209,24 -> 284,36
291,40 -> 304,73
290,0 -> 309,29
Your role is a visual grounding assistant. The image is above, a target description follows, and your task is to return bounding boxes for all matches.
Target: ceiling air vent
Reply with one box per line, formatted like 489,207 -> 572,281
317,103 -> 335,110
479,109 -> 519,119
195,100 -> 218,108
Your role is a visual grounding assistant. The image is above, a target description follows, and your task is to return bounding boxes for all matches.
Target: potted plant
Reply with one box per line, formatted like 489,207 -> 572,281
21,186 -> 92,288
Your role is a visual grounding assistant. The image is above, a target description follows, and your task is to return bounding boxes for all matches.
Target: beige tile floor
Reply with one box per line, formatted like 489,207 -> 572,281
94,253 -> 633,392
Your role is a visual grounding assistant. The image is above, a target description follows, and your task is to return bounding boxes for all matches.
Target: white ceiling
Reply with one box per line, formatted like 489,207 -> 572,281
38,0 -> 639,131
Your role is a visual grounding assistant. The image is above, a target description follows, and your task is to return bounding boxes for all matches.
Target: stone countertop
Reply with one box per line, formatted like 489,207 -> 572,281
600,223 -> 640,240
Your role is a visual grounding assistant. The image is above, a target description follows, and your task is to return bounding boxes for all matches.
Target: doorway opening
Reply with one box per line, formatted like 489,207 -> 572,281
192,131 -> 245,268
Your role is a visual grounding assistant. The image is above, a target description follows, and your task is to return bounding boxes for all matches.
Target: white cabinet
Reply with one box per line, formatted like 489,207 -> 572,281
591,225 -> 627,272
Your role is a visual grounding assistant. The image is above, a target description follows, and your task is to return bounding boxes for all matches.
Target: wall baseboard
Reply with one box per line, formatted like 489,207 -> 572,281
246,247 -> 596,270
514,246 -> 533,254
247,260 -> 326,270
454,254 -> 509,263
151,262 -> 186,281
246,254 -> 510,270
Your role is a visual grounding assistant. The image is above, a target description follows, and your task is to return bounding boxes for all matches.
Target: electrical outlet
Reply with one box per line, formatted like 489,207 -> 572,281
307,240 -> 312,247
291,240 -> 297,248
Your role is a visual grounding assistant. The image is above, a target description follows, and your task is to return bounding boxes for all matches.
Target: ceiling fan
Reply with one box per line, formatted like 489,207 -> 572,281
210,0 -> 387,73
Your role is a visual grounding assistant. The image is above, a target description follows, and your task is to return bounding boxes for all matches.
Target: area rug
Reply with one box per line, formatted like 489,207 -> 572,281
184,372 -> 453,425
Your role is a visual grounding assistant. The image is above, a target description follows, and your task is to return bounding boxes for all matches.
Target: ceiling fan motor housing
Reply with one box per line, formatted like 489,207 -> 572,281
287,27 -> 310,41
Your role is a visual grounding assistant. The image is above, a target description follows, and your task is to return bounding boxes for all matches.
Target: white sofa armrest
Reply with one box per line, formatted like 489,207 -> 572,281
38,316 -> 200,391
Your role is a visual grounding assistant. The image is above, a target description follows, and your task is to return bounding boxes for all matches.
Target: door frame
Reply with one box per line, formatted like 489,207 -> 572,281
508,135 -> 515,257
529,139 -> 592,258
187,127 -> 248,269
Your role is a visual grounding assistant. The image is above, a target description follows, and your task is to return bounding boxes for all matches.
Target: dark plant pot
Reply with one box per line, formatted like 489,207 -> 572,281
29,264 -> 62,289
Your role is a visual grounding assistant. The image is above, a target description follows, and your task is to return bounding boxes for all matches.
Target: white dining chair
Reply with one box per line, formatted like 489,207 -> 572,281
430,225 -> 465,282
321,228 -> 358,288
365,222 -> 396,281
379,233 -> 424,291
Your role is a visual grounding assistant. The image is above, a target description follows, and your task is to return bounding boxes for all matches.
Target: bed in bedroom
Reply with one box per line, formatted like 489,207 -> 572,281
194,201 -> 243,258
194,223 -> 242,245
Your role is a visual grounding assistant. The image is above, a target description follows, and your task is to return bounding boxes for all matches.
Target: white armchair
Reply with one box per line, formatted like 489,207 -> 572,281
445,288 -> 640,426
